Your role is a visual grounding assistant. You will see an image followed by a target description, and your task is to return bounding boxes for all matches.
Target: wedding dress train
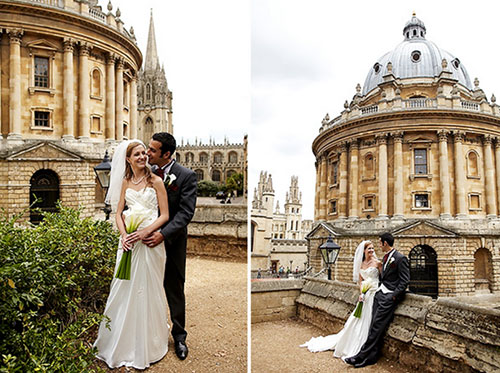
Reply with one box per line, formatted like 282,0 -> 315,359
300,267 -> 379,358
94,187 -> 169,369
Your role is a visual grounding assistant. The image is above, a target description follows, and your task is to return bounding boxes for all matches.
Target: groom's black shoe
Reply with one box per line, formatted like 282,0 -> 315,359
175,341 -> 188,360
343,357 -> 359,366
354,359 -> 375,368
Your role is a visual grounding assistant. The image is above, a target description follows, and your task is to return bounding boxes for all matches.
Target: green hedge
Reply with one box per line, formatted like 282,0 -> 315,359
0,205 -> 119,372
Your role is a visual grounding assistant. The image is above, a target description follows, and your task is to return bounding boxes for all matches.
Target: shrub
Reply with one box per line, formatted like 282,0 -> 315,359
0,205 -> 118,372
197,180 -> 221,197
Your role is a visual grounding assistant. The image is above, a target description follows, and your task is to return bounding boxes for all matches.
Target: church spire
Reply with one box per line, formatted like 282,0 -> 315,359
145,9 -> 160,72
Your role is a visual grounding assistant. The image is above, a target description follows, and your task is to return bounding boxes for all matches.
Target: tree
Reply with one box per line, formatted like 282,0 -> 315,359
197,180 -> 220,197
225,172 -> 244,196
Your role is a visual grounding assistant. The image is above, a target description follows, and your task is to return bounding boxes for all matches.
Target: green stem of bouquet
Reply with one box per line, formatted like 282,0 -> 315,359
353,301 -> 363,318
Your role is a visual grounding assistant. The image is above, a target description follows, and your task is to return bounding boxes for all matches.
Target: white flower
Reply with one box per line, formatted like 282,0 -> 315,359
166,173 -> 177,186
389,257 -> 395,265
123,204 -> 150,233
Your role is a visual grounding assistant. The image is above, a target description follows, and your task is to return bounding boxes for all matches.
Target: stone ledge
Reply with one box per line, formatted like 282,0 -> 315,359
251,279 -> 304,293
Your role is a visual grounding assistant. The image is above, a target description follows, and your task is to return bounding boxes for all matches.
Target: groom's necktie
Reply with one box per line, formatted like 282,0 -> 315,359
383,253 -> 389,265
155,167 -> 165,181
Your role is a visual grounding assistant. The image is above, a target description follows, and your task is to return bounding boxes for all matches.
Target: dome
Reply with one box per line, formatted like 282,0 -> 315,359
362,14 -> 473,96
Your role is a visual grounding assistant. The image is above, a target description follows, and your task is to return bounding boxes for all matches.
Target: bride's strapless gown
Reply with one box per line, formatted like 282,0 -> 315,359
94,187 -> 169,370
300,267 -> 380,358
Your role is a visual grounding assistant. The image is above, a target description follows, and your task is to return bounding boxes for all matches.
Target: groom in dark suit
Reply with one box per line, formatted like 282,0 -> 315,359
144,132 -> 197,360
345,232 -> 410,368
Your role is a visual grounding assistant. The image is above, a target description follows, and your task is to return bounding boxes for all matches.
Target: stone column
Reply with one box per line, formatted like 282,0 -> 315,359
78,42 -> 91,140
115,58 -> 124,141
7,29 -> 23,139
338,142 -> 348,219
453,131 -> 467,218
314,159 -> 320,220
63,38 -> 74,139
348,140 -> 359,219
105,53 -> 116,141
438,130 -> 452,218
483,135 -> 497,218
496,139 -> 500,216
319,154 -> 328,220
130,76 -> 138,139
393,132 -> 404,218
377,134 -> 388,219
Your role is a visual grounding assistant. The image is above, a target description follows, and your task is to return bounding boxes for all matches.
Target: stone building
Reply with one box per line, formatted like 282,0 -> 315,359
136,10 -> 173,144
308,14 -> 500,297
175,136 -> 246,185
251,172 -> 313,273
0,0 -> 141,221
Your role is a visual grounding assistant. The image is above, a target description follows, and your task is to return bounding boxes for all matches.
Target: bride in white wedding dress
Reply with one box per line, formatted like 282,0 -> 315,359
300,241 -> 381,359
94,140 -> 170,370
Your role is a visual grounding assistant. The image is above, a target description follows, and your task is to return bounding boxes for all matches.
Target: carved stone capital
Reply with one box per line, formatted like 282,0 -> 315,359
392,131 -> 404,143
494,137 -> 500,149
79,42 -> 92,57
375,133 -> 388,145
437,130 -> 449,142
483,135 -> 493,146
7,28 -> 23,44
339,141 -> 348,153
115,57 -> 125,70
106,52 -> 117,65
63,38 -> 75,53
453,131 -> 465,143
348,139 -> 359,149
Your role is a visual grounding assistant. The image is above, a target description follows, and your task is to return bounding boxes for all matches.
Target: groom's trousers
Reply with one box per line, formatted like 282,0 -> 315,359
352,291 -> 398,363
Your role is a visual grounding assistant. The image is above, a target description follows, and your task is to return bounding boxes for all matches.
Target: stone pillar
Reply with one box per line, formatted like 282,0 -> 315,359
338,142 -> 348,219
377,134 -> 388,219
393,132 -> 404,218
63,38 -> 75,139
115,58 -> 124,141
483,135 -> 497,218
319,154 -> 328,220
105,53 -> 116,141
130,76 -> 138,139
78,42 -> 91,140
7,29 -> 23,139
314,159 -> 320,220
348,140 -> 359,219
496,139 -> 500,216
453,131 -> 467,218
438,130 -> 452,218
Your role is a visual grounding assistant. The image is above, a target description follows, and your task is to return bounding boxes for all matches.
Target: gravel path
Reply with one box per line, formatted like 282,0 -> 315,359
251,318 -> 410,373
98,256 -> 247,372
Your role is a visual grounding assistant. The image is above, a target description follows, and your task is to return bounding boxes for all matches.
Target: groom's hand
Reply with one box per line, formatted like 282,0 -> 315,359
143,231 -> 164,247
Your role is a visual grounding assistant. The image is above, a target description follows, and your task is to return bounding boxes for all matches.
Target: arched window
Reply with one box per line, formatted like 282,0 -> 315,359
212,170 -> 221,182
144,117 -> 154,144
229,151 -> 238,163
185,152 -> 194,163
363,153 -> 374,179
146,83 -> 151,101
409,245 -> 438,298
227,170 -> 236,179
214,152 -> 223,163
199,152 -> 208,164
30,169 -> 60,224
91,69 -> 101,97
467,150 -> 480,178
195,169 -> 204,182
474,248 -> 493,292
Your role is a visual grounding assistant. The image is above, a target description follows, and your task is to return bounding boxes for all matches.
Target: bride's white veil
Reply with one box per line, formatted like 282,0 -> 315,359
352,240 -> 370,283
105,139 -> 146,211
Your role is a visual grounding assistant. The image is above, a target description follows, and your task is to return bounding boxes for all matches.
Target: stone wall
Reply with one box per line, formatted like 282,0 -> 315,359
251,279 -> 304,323
187,203 -> 247,260
297,278 -> 500,373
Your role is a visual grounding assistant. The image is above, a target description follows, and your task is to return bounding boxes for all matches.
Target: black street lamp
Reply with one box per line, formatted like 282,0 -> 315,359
319,236 -> 341,280
94,150 -> 112,220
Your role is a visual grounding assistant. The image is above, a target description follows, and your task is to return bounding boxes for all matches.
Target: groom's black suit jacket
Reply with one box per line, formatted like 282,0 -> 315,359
380,250 -> 410,301
159,161 -> 197,280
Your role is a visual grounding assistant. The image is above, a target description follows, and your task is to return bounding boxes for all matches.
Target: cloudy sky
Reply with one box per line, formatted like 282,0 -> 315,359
116,0 -> 250,145
250,0 -> 500,219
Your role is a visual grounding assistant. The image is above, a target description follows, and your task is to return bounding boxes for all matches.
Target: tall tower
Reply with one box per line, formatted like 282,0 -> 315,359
284,176 -> 303,239
137,9 -> 173,143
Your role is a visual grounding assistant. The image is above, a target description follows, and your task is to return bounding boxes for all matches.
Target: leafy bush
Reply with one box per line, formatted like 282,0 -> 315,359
224,172 -> 244,196
0,205 -> 119,372
197,180 -> 221,197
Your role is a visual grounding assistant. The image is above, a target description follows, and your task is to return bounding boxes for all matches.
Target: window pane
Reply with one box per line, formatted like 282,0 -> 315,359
415,194 -> 429,208
34,57 -> 49,88
34,111 -> 49,127
414,149 -> 427,174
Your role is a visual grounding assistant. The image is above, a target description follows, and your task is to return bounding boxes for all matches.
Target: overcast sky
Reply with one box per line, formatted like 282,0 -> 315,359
250,0 -> 500,220
116,0 -> 250,146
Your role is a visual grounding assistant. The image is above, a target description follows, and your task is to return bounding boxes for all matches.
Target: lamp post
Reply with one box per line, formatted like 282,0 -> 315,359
94,150 -> 112,220
319,236 -> 341,280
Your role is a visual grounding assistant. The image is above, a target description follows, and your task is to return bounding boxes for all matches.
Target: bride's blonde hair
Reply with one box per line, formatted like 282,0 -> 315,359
125,141 -> 152,186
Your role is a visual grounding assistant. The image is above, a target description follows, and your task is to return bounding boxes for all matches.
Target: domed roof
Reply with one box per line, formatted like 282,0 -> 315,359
362,14 -> 473,96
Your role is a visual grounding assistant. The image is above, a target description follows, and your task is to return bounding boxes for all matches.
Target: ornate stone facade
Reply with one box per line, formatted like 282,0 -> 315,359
309,15 -> 500,297
175,136 -> 246,185
0,0 -> 141,220
136,11 -> 173,144
251,172 -> 313,272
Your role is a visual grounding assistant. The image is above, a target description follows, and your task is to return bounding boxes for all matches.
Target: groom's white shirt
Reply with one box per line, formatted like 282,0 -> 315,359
377,249 -> 396,294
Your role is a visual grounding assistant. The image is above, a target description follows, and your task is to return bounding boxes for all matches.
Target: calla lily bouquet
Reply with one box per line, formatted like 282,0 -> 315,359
353,279 -> 375,318
115,205 -> 150,280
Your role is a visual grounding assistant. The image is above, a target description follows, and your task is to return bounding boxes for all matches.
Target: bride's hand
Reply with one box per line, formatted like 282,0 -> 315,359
358,294 -> 364,302
125,229 -> 149,244
121,234 -> 132,251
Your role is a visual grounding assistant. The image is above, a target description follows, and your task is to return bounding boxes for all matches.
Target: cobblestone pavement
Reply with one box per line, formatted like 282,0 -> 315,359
98,256 -> 247,372
252,318 -> 411,373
